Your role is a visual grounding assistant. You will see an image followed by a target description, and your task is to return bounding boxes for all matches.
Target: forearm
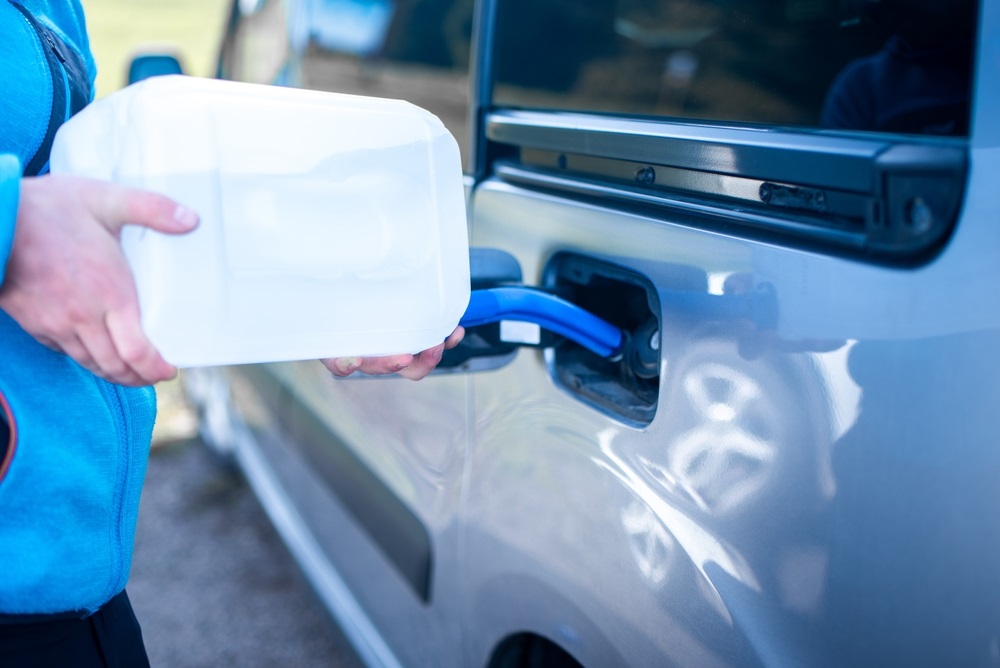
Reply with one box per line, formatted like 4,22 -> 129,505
0,153 -> 21,288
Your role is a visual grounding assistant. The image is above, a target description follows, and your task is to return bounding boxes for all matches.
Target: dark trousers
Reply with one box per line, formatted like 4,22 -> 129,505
0,590 -> 149,667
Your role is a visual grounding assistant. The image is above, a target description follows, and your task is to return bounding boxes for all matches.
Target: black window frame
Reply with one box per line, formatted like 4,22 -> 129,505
467,0 -> 972,265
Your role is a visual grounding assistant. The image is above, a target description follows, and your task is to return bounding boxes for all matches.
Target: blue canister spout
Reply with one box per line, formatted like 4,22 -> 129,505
459,288 -> 623,358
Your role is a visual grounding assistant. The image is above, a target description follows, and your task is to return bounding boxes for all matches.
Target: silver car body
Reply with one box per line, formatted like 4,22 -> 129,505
188,1 -> 1000,665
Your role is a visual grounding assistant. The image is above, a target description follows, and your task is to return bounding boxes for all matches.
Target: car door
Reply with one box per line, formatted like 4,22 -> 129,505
455,0 -> 999,666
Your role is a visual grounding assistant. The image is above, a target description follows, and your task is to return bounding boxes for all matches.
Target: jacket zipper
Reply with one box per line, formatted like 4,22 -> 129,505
97,379 -> 133,604
8,1 -> 65,176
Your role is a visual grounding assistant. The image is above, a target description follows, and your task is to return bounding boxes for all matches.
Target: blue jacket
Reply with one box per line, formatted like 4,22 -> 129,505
0,0 -> 157,616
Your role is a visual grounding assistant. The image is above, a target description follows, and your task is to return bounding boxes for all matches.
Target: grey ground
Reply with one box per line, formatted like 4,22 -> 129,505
127,379 -> 362,668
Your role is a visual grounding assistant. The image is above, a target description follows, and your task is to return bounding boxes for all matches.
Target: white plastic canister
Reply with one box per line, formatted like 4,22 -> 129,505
49,75 -> 470,367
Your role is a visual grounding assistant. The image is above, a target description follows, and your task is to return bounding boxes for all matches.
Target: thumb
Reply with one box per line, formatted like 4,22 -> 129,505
97,182 -> 199,236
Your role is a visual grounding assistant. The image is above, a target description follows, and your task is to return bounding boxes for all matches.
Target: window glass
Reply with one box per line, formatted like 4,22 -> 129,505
299,0 -> 475,165
221,0 -> 293,86
493,0 -> 977,136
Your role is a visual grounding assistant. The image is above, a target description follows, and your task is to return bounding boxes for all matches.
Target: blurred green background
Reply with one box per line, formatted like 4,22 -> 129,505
82,0 -> 232,98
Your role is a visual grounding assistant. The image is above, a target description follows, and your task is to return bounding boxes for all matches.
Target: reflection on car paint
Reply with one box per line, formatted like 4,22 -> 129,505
598,426 -> 762,627
620,498 -> 675,588
670,361 -> 775,515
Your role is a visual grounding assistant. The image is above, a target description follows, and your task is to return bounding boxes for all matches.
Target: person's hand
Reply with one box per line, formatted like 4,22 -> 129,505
322,326 -> 465,381
0,174 -> 199,386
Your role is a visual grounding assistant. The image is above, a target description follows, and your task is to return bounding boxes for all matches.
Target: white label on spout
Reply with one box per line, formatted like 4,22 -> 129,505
500,320 -> 541,345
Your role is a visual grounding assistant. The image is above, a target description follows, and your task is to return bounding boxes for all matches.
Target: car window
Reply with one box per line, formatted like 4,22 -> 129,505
493,0 -> 977,137
300,0 -> 476,166
221,0 -> 293,86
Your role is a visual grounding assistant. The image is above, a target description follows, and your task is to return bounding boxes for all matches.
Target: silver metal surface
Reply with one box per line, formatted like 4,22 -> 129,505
198,1 -> 1000,665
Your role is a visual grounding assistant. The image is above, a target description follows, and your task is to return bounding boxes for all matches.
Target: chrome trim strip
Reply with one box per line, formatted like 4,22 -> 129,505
518,148 -> 868,220
493,164 -> 867,250
487,109 -> 893,192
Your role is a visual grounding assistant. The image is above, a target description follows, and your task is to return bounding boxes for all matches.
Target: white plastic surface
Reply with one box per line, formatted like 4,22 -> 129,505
49,75 -> 470,367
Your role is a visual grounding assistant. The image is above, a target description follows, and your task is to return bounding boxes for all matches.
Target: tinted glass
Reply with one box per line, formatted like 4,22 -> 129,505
299,0 -> 475,166
493,0 -> 977,136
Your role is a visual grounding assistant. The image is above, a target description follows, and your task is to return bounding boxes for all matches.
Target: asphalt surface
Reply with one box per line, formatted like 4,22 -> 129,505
127,381 -> 362,668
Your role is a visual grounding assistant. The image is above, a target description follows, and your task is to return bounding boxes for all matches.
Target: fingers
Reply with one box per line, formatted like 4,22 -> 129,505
105,307 -> 177,385
444,326 -> 465,350
355,353 -> 416,376
62,293 -> 174,386
94,181 -> 199,236
396,344 -> 445,381
2,175 -> 185,387
321,327 -> 466,380
322,357 -> 361,377
61,311 -> 173,387
92,184 -> 187,383
395,327 -> 464,380
322,326 -> 466,380
74,326 -> 146,387
321,354 -> 416,377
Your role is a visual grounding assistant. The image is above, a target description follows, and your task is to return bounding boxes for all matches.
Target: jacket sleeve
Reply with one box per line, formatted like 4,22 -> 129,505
0,153 -> 21,289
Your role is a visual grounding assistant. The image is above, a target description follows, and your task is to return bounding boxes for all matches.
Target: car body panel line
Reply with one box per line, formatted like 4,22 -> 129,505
230,420 -> 404,668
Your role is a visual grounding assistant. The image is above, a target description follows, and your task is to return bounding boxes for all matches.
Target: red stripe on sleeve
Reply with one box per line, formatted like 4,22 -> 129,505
0,391 -> 16,484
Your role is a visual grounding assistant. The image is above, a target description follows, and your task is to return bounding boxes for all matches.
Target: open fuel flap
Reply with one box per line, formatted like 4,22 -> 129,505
445,249 -> 661,426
